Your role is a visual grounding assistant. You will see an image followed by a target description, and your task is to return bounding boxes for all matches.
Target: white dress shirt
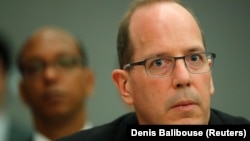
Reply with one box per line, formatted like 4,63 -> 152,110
33,120 -> 93,141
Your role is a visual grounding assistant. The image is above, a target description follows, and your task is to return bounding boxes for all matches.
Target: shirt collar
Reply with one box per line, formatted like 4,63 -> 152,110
33,120 -> 93,141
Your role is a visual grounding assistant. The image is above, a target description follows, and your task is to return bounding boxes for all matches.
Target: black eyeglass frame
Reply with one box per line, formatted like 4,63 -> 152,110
123,52 -> 216,77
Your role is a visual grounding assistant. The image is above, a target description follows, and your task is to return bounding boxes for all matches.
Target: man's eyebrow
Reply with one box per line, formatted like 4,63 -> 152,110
186,47 -> 205,53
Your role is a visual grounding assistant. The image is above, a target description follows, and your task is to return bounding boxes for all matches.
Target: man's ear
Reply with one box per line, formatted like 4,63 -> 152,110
112,69 -> 133,105
210,76 -> 215,96
84,69 -> 95,97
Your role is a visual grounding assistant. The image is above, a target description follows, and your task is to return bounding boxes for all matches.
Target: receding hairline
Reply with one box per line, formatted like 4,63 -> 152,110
117,0 -> 206,69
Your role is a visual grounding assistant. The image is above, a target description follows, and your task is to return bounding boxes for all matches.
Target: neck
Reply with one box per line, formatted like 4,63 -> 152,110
33,109 -> 88,140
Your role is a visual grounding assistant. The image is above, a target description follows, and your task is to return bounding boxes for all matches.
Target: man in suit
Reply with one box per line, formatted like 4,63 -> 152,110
17,26 -> 95,141
58,0 -> 250,140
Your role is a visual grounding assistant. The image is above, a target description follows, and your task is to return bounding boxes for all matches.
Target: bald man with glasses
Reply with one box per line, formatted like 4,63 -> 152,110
58,0 -> 250,141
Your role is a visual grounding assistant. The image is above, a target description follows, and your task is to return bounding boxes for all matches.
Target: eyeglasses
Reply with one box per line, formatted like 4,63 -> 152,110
20,56 -> 86,78
123,52 -> 216,78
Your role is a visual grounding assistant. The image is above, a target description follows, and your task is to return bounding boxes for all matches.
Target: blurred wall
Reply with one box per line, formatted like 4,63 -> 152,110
0,0 -> 249,127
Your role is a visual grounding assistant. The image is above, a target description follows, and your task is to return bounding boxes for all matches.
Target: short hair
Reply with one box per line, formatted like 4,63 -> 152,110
116,0 -> 205,69
0,33 -> 11,72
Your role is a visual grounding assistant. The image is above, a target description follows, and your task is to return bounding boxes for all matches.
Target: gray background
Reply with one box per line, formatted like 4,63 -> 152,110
0,0 -> 249,129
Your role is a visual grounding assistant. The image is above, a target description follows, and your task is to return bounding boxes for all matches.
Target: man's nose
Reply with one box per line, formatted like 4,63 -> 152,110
171,59 -> 191,88
42,65 -> 59,81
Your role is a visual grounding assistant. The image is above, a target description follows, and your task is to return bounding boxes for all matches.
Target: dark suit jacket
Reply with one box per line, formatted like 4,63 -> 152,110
58,108 -> 250,141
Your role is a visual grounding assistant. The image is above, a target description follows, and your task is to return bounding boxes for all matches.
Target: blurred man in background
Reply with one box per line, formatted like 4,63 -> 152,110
17,26 -> 95,141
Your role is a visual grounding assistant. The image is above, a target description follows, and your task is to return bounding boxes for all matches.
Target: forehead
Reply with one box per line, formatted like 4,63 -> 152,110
21,30 -> 80,60
129,2 -> 203,58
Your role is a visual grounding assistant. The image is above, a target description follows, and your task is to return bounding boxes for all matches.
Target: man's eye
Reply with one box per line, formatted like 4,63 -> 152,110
148,58 -> 172,69
58,57 -> 78,68
153,58 -> 172,67
153,59 -> 164,67
189,54 -> 206,63
190,55 -> 199,61
25,62 -> 44,73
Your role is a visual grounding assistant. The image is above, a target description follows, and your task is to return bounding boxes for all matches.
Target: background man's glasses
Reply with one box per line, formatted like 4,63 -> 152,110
123,52 -> 216,78
20,56 -> 85,79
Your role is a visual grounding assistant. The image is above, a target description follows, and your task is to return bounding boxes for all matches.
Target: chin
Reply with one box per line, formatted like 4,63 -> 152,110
44,108 -> 68,117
